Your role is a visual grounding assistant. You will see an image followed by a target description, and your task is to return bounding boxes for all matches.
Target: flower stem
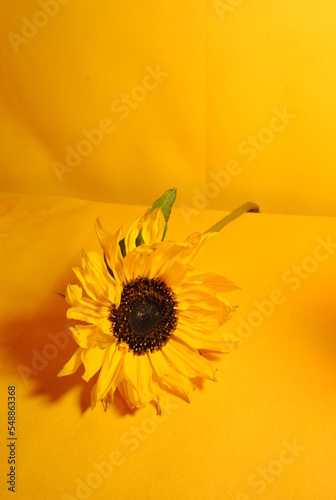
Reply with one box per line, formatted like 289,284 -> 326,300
204,202 -> 260,234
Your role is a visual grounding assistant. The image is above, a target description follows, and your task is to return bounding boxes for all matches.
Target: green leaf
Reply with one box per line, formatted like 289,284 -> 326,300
150,187 -> 177,240
134,187 -> 177,247
119,187 -> 177,256
118,238 -> 126,258
134,229 -> 145,248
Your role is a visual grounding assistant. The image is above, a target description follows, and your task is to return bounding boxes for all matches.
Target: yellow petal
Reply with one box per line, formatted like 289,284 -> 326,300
66,302 -> 110,324
178,310 -> 225,331
145,241 -> 195,280
122,352 -> 155,407
124,210 -> 149,254
142,208 -> 165,246
118,379 -> 143,410
91,383 -> 99,409
183,231 -> 216,263
95,218 -> 124,282
69,324 -> 96,348
73,267 -> 97,301
95,322 -> 115,350
137,354 -> 157,406
173,324 -> 238,353
57,347 -> 83,377
159,370 -> 195,403
177,271 -> 239,295
81,345 -> 106,382
162,339 -> 216,381
73,250 -> 113,302
66,281 -> 111,324
149,350 -> 194,403
95,344 -> 125,401
159,260 -> 188,288
122,251 -> 151,282
123,351 -> 141,390
65,284 -> 82,305
190,304 -> 235,326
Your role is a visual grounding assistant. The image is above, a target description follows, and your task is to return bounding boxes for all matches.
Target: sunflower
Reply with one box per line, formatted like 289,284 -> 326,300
58,196 -> 240,413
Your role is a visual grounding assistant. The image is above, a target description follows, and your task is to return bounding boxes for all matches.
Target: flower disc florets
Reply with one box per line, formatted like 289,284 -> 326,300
109,277 -> 178,355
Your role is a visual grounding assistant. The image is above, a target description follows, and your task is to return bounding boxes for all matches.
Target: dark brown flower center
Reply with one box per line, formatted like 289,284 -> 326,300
109,277 -> 178,355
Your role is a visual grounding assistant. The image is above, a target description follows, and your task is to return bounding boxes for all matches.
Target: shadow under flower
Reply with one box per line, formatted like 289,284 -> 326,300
1,276 -> 133,416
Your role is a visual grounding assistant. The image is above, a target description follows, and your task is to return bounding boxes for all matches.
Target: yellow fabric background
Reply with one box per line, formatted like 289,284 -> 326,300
1,2 -> 336,499
1,1 -> 336,215
0,192 -> 336,499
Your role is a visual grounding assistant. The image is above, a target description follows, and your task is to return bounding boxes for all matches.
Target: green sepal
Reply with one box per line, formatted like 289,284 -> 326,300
118,239 -> 126,258
136,187 -> 177,246
134,230 -> 145,248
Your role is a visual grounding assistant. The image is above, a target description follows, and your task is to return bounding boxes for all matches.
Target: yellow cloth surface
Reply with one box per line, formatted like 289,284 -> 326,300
0,192 -> 336,499
1,2 -> 336,215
